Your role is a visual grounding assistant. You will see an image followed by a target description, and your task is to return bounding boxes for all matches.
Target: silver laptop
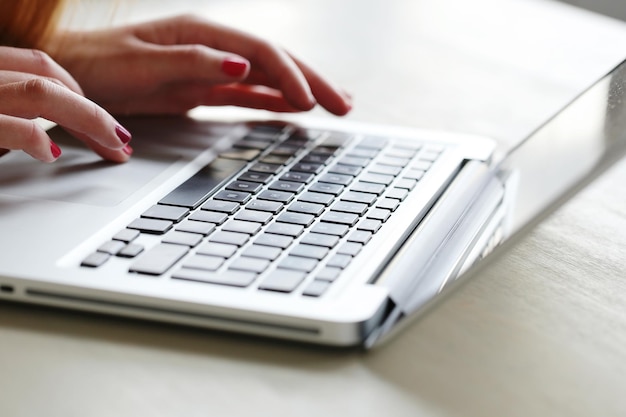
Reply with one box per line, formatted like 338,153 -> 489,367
1,59 -> 625,348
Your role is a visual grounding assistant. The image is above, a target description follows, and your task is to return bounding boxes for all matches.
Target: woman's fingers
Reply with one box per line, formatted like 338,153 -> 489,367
102,82 -> 305,115
0,114 -> 61,162
0,79 -> 130,151
132,16 -> 339,112
135,43 -> 251,86
0,46 -> 83,94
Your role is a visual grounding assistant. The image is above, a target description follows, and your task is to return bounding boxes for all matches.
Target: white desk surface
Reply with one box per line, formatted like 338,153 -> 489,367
2,0 -> 626,416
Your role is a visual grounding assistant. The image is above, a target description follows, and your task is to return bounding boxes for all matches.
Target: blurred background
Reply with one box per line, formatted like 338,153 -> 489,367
560,0 -> 626,20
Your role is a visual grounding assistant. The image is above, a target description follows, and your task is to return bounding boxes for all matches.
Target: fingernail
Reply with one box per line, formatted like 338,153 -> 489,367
122,144 -> 133,156
50,141 -> 62,159
115,124 -> 132,144
221,57 -> 248,77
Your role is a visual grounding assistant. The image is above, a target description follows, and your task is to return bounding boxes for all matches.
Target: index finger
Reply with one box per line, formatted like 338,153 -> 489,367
0,46 -> 83,95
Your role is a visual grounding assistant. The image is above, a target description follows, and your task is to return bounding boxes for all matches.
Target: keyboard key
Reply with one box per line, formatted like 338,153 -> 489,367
129,243 -> 189,275
403,169 -> 425,181
280,171 -> 314,183
229,257 -> 271,273
360,172 -> 394,186
201,200 -> 240,214
347,230 -> 373,244
291,162 -> 324,174
172,268 -> 256,287
328,164 -> 362,176
97,240 -> 126,255
234,209 -> 273,224
376,198 -> 400,211
234,138 -> 272,150
302,280 -> 331,297
222,220 -> 262,235
238,171 -> 273,184
377,156 -> 410,167
189,210 -> 228,224
308,182 -> 344,196
318,173 -> 353,186
358,136 -> 388,149
208,231 -> 250,246
258,190 -> 295,204
366,208 -> 391,222
326,254 -> 352,269
313,143 -> 342,153
276,212 -> 315,227
117,243 -> 144,258
395,178 -> 418,190
183,254 -> 224,271
351,182 -> 386,195
162,231 -> 203,247
340,191 -> 377,205
81,252 -> 110,268
300,232 -> 340,248
357,218 -> 383,233
159,157 -> 247,209
315,266 -> 342,282
219,148 -> 262,161
259,269 -> 307,293
287,201 -> 325,216
368,164 -> 402,176
268,180 -> 304,194
310,222 -> 349,237
254,233 -> 294,249
249,162 -> 282,175
277,256 -> 318,272
197,242 -> 238,258
226,181 -> 262,194
260,154 -> 294,165
386,188 -> 409,201
346,146 -> 379,159
300,153 -> 334,164
128,218 -> 173,234
246,199 -> 283,214
112,228 -> 140,243
175,220 -> 216,236
241,245 -> 282,261
331,201 -> 368,216
214,190 -> 251,204
142,205 -> 189,222
321,211 -> 359,226
420,151 -> 440,161
299,191 -> 334,206
336,242 -> 363,256
337,156 -> 370,167
265,223 -> 304,238
290,244 -> 330,260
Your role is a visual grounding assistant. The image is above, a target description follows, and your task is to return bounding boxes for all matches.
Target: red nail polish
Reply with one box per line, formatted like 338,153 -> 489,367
50,141 -> 62,159
115,124 -> 132,144
122,144 -> 133,156
221,57 -> 248,77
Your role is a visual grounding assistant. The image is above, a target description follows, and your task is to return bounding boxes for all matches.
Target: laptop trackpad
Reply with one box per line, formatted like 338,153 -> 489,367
0,117 -> 236,207
0,144 -> 180,207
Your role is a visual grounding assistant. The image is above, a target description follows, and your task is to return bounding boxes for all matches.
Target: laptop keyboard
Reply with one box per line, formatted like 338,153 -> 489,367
81,122 -> 444,297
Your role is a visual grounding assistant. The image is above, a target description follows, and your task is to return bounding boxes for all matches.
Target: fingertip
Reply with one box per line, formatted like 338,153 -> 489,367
50,140 -> 62,160
221,56 -> 250,78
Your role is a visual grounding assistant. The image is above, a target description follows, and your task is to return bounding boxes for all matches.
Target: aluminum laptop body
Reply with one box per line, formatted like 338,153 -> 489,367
1,59 -> 624,347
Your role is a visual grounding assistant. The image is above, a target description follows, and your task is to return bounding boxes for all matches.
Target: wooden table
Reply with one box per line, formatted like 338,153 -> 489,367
2,0 -> 626,416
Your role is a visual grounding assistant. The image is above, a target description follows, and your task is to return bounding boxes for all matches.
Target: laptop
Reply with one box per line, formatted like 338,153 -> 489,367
1,59 -> 625,348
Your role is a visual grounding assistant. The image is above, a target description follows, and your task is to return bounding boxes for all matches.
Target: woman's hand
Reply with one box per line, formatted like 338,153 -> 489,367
0,46 -> 133,163
46,14 -> 352,116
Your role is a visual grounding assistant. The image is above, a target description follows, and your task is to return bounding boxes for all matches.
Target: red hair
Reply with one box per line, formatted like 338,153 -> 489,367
0,0 -> 66,47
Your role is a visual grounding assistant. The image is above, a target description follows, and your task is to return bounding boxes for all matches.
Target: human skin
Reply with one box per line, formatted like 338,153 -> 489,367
0,14 -> 352,163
